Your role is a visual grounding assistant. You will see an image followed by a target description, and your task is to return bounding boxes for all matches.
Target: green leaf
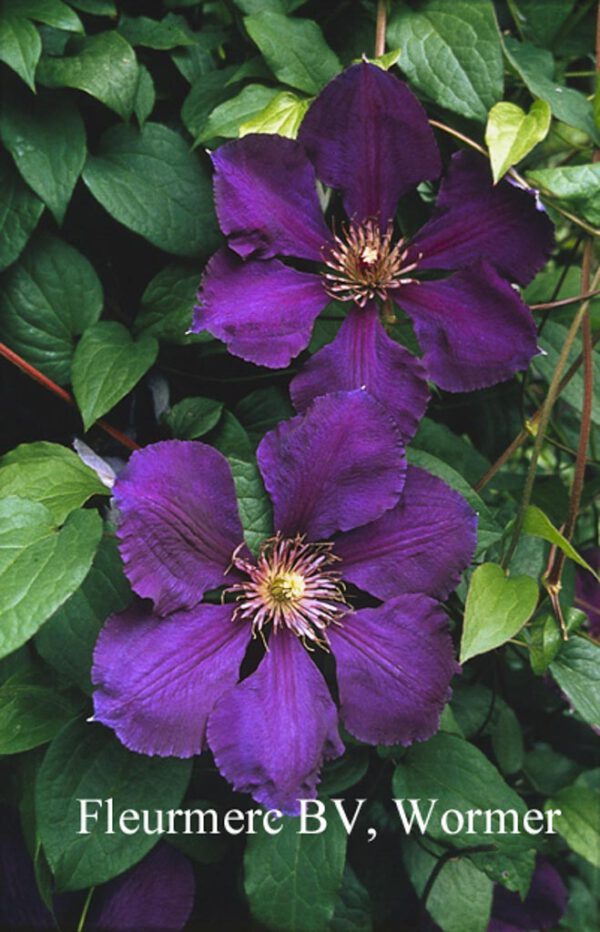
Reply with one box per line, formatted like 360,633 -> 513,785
550,636 -> 600,730
69,0 -> 116,14
546,785 -> 600,868
37,32 -> 139,120
36,718 -> 192,890
118,13 -> 195,49
504,37 -> 599,143
133,64 -> 155,126
83,122 -> 219,257
0,233 -> 103,384
0,89 -> 86,224
71,321 -> 158,430
460,563 -> 539,663
526,164 -> 600,227
229,457 -> 272,554
0,498 -> 102,659
392,733 -> 536,895
235,387 -> 293,445
533,320 -> 600,428
330,865 -> 372,932
388,0 -> 504,122
508,0 -> 576,49
36,536 -> 131,693
244,799 -> 347,931
240,90 -> 311,139
0,442 -> 109,523
485,99 -> 551,182
199,83 -> 279,142
0,680 -> 80,754
164,396 -> 223,439
320,749 -> 369,796
522,505 -> 598,576
406,449 -> 502,554
0,150 -> 44,271
208,411 -> 254,462
135,262 -> 204,343
491,705 -> 524,776
244,11 -> 341,94
412,418 -> 490,488
403,838 -> 493,932
181,67 -> 240,139
2,0 -> 83,33
527,613 -> 561,674
0,16 -> 42,90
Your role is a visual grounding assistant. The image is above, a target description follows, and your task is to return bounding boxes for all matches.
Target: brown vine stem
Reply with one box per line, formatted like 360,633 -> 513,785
375,0 -> 387,58
0,341 -> 141,453
500,266 -> 600,573
544,0 -> 600,597
531,287 -> 600,311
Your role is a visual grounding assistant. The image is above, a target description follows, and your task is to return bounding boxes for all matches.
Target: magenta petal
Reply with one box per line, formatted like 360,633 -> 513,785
329,595 -> 459,746
194,249 -> 328,368
89,845 -> 194,931
257,390 -> 406,540
335,467 -> 476,601
207,632 -> 344,814
212,134 -> 332,261
299,62 -> 441,224
92,603 -> 250,757
114,441 -> 243,615
411,151 -> 554,286
290,303 -> 429,441
396,262 -> 539,392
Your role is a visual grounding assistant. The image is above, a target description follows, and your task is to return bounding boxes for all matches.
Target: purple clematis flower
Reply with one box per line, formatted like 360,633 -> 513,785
93,391 -> 476,814
487,857 -> 568,931
193,62 -> 553,437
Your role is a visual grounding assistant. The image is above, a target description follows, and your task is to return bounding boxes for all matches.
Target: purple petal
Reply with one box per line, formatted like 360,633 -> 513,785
290,303 -> 429,441
114,441 -> 243,615
329,595 -> 459,745
299,62 -> 441,225
194,249 -> 328,368
396,261 -> 539,392
335,466 -> 476,601
92,603 -> 249,757
212,135 -> 332,261
575,548 -> 600,640
207,632 -> 344,815
89,845 -> 194,931
488,858 -> 568,931
257,390 -> 406,540
411,151 -> 554,286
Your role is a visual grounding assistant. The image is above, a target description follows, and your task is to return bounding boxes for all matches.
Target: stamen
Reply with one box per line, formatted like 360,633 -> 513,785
322,219 -> 419,306
227,534 -> 350,645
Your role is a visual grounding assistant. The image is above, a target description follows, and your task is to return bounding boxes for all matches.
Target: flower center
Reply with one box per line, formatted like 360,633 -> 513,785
228,534 -> 349,645
322,219 -> 419,307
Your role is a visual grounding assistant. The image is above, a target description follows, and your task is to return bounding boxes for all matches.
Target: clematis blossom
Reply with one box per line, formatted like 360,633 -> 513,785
193,62 -> 553,437
93,391 -> 476,814
487,858 -> 568,931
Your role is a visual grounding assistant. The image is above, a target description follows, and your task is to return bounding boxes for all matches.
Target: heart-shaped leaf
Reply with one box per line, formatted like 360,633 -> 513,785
485,99 -> 551,182
460,562 -> 539,663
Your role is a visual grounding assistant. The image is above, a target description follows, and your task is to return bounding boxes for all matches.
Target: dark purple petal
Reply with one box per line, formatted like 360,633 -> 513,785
257,390 -> 406,540
212,135 -> 332,261
194,249 -> 328,368
335,466 -> 476,601
114,441 -> 243,615
411,151 -> 554,286
290,303 -> 429,441
575,549 -> 600,640
299,62 -> 441,225
93,603 -> 249,757
89,845 -> 194,931
396,262 -> 539,392
329,595 -> 459,745
488,858 -> 568,931
207,632 -> 343,815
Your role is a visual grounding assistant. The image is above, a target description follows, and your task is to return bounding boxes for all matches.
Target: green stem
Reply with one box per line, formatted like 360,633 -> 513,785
77,887 -> 95,932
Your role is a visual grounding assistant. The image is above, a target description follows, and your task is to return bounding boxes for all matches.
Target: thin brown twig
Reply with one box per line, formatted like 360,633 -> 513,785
531,287 -> 600,311
0,341 -> 141,453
